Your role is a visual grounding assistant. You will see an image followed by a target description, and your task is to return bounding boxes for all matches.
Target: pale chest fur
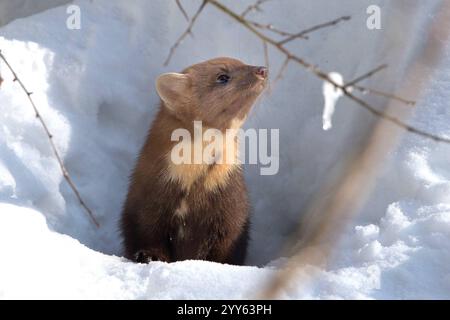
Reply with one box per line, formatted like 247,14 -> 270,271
164,119 -> 244,193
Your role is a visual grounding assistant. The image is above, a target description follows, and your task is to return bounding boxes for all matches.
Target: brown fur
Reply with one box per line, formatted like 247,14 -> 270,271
120,57 -> 267,264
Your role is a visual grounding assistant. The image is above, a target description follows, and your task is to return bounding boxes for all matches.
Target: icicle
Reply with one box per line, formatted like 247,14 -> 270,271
322,72 -> 344,131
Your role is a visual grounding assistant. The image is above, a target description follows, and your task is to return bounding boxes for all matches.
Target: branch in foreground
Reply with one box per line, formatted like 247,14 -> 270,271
164,0 -> 207,66
205,0 -> 449,144
0,50 -> 100,228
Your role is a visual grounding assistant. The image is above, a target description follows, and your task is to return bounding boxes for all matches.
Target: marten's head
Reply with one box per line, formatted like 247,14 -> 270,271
156,57 -> 268,130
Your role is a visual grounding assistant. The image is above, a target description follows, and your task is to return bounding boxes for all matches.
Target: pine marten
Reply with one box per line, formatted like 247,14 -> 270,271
121,57 -> 268,265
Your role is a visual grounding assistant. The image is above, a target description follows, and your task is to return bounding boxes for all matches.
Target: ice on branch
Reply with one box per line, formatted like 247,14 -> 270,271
322,72 -> 345,131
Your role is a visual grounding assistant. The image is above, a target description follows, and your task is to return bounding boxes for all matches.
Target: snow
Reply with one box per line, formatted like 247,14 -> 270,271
0,0 -> 450,299
0,203 -> 277,299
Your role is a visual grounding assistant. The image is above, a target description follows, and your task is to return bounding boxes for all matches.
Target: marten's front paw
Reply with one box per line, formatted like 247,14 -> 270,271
134,249 -> 170,263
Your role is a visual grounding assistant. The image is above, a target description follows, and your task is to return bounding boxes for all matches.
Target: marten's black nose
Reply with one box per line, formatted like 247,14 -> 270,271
255,66 -> 268,79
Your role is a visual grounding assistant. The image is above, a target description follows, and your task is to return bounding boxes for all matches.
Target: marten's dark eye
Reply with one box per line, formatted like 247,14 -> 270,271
216,74 -> 231,84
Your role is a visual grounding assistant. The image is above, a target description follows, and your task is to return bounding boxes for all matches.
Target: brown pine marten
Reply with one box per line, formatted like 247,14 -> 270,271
121,57 -> 268,265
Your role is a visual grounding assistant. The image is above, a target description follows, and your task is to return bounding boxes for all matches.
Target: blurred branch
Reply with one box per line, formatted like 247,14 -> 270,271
166,0 -> 450,298
263,40 -> 271,93
0,50 -> 100,228
164,0 -> 207,66
261,1 -> 450,298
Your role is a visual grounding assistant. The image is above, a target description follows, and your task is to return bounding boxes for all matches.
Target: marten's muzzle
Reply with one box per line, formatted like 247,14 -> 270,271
254,66 -> 268,80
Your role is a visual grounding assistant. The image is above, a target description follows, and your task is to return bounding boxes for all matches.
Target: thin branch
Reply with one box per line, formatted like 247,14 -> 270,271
353,85 -> 416,106
241,0 -> 271,17
345,64 -> 387,87
175,0 -> 189,21
247,20 -> 298,38
279,15 -> 351,45
343,89 -> 449,142
345,64 -> 416,105
0,50 -> 100,228
164,0 -> 207,66
206,0 -> 448,144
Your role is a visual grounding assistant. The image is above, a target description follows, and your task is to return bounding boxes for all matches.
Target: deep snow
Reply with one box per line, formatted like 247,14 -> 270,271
0,0 -> 449,299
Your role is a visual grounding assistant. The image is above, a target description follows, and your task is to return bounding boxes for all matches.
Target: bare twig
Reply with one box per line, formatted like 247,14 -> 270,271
175,0 -> 189,21
343,89 -> 449,143
345,64 -> 388,87
273,57 -> 290,86
247,20 -> 297,38
345,64 -> 416,105
246,13 -> 349,41
279,15 -> 351,45
205,0 -> 449,144
0,50 -> 100,228
241,0 -> 271,17
164,0 -> 207,66
353,85 -> 416,106
263,40 -> 272,92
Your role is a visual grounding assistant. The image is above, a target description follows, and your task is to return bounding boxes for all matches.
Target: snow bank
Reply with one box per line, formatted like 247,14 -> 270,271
0,203 -> 274,299
0,0 -> 449,299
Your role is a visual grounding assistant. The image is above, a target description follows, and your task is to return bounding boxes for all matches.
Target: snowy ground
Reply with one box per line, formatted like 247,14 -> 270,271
0,0 -> 449,299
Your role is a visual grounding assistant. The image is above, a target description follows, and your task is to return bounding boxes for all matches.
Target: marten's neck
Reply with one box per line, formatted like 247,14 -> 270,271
145,105 -> 241,192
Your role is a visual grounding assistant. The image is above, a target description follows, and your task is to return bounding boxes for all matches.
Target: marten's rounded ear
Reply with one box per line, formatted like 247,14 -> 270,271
156,73 -> 190,110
